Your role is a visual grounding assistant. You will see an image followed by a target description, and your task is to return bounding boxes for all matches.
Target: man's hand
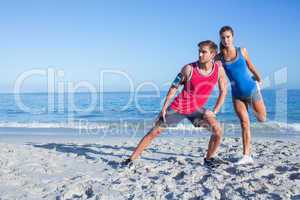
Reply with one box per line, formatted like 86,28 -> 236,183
159,109 -> 167,122
204,109 -> 216,119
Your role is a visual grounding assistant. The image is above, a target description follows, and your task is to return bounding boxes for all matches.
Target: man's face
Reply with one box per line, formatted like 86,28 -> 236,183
199,45 -> 215,64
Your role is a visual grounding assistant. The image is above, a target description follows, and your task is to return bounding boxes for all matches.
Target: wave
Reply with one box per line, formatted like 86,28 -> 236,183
0,122 -> 108,129
0,121 -> 299,134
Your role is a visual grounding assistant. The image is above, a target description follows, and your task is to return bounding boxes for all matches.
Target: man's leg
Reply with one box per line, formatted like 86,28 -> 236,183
129,107 -> 184,161
129,125 -> 164,160
121,108 -> 183,167
203,115 -> 223,159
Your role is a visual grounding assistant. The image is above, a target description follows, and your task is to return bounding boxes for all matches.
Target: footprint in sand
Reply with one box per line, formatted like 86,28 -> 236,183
173,171 -> 186,181
275,165 -> 289,173
289,173 -> 300,181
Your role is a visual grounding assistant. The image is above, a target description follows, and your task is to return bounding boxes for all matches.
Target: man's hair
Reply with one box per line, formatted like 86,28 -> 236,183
197,40 -> 218,53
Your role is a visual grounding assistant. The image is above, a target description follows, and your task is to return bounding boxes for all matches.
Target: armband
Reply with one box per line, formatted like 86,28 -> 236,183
171,73 -> 183,88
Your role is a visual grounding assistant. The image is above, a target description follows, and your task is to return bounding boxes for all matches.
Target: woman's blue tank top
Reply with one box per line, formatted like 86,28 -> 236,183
222,47 -> 256,98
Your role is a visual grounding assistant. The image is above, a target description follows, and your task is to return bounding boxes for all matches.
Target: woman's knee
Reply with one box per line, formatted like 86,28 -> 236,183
252,100 -> 267,122
256,112 -> 267,122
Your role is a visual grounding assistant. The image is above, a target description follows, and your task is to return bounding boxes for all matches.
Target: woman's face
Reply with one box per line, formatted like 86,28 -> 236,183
220,30 -> 234,48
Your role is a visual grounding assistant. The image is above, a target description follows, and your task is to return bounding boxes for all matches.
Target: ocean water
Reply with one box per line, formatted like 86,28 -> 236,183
0,89 -> 299,137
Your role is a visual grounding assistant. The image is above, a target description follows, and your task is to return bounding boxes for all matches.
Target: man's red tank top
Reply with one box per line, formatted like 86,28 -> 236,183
170,61 -> 219,115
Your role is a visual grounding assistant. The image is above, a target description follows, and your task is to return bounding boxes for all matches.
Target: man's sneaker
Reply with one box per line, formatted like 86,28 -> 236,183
120,158 -> 134,168
236,155 -> 254,165
210,157 -> 229,165
204,158 -> 220,168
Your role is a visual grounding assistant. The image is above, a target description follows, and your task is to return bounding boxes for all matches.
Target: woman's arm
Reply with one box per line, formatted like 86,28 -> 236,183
241,47 -> 262,82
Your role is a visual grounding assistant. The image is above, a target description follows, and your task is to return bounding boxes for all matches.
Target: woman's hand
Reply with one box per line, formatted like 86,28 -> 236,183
257,80 -> 263,87
252,76 -> 263,87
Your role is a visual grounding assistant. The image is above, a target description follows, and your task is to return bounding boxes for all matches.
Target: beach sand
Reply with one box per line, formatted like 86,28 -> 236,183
0,135 -> 299,200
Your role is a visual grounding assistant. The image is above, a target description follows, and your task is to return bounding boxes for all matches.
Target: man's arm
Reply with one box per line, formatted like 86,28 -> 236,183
241,47 -> 262,82
212,64 -> 227,114
161,65 -> 192,112
161,87 -> 178,114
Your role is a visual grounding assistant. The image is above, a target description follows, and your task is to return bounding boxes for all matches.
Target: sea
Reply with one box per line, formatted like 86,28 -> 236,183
0,89 -> 299,139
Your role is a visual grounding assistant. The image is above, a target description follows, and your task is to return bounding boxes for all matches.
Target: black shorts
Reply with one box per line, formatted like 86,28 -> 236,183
155,106 -> 206,128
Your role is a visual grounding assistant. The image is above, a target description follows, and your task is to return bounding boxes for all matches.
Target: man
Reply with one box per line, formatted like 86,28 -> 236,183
122,40 -> 227,168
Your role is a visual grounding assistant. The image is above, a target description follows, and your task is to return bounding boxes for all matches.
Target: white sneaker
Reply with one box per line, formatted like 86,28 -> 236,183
236,155 -> 254,165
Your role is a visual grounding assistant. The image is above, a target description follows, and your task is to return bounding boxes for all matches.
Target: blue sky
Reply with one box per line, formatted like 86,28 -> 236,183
0,0 -> 299,92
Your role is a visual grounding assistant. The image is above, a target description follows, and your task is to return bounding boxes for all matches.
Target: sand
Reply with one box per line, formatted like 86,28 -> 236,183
0,135 -> 299,200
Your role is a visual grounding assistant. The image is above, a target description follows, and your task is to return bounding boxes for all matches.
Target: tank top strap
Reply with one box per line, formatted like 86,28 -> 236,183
215,61 -> 221,80
191,61 -> 198,68
221,47 -> 240,62
214,61 -> 219,69
190,61 -> 198,74
237,47 -> 243,59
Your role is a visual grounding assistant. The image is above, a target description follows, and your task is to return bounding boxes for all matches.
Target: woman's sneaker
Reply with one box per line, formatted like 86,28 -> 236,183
236,155 -> 254,165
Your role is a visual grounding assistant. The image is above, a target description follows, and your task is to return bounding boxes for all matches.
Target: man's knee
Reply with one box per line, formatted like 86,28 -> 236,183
210,123 -> 222,139
213,124 -> 222,135
212,130 -> 222,142
206,118 -> 222,134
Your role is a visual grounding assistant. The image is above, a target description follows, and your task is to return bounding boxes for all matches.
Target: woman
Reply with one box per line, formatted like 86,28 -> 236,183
218,26 -> 266,165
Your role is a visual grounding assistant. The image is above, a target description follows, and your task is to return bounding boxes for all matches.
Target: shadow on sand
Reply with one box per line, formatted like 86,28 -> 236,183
26,142 -> 202,169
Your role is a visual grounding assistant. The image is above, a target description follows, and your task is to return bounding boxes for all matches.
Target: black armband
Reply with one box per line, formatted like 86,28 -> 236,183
172,73 -> 183,88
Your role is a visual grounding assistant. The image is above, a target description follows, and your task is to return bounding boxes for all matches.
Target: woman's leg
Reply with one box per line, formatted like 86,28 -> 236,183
233,98 -> 251,155
251,99 -> 267,122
